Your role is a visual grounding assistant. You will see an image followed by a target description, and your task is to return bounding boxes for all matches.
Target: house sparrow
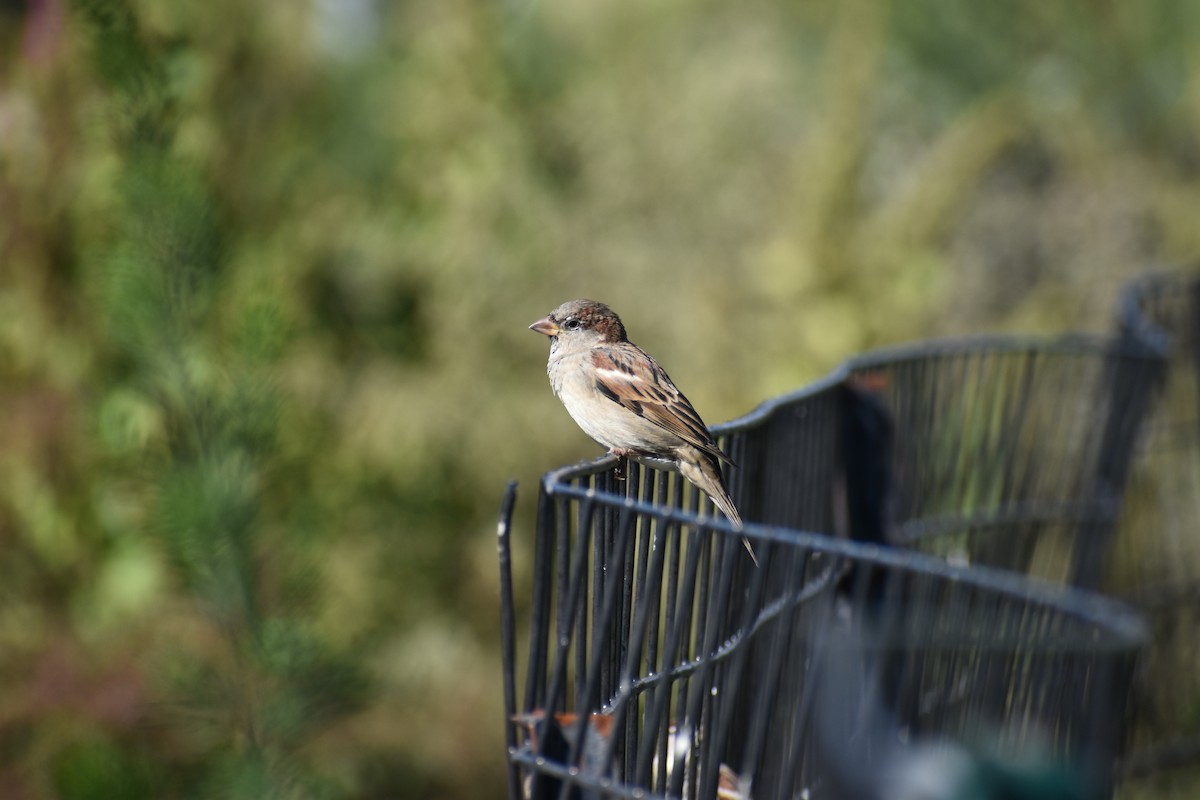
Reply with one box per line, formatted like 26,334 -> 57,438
529,300 -> 753,560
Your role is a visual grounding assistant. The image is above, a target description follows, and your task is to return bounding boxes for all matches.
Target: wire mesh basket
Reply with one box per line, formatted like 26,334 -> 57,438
836,335 -> 1165,589
1109,269 -> 1200,781
498,457 -> 1149,800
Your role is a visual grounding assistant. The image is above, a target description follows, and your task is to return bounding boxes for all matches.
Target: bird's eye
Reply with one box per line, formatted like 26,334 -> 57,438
564,319 -> 582,331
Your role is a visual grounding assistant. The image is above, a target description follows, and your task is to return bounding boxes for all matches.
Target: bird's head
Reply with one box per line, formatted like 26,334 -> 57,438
529,299 -> 628,346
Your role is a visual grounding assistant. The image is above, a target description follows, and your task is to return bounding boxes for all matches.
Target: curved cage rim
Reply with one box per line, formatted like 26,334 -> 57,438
539,459 -> 1149,651
706,331 -> 1160,443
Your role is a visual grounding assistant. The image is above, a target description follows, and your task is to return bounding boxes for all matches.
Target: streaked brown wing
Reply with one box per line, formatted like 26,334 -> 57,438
591,346 -> 733,465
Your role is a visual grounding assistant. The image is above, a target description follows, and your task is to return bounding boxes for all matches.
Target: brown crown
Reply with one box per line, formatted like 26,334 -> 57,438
557,299 -> 628,343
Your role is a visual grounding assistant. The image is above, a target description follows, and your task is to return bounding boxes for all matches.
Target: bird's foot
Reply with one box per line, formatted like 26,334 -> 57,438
608,448 -> 637,481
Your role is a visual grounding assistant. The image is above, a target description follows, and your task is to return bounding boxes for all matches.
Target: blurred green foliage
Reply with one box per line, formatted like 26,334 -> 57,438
0,0 -> 1198,797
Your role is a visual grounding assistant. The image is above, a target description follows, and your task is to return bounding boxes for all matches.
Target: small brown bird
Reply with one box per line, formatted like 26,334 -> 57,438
529,300 -> 752,558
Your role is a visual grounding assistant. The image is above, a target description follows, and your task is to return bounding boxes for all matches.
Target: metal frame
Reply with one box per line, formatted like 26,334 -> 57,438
500,329 -> 1164,799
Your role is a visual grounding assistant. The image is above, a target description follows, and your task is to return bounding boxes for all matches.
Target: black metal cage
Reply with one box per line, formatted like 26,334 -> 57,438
502,327 -> 1171,799
498,462 -> 1148,800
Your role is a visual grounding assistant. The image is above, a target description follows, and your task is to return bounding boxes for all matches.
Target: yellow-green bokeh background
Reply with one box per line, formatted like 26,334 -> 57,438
2,0 -> 1199,797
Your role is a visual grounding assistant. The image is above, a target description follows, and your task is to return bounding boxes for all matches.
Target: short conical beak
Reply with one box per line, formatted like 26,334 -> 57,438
529,316 -> 560,337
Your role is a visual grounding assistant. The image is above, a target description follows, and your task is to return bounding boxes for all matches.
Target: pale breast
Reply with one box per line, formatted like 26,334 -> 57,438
547,349 -> 682,454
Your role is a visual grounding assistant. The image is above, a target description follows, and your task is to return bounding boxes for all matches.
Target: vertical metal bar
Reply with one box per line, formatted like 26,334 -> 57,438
554,486 -> 571,706
1071,337 -> 1164,588
525,482 -> 556,711
497,481 -> 523,800
636,516 -> 705,789
570,507 -> 637,783
624,514 -> 671,783
672,532 -> 738,798
575,488 -> 594,713
590,471 -> 607,710
542,496 -> 596,730
698,530 -> 773,798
